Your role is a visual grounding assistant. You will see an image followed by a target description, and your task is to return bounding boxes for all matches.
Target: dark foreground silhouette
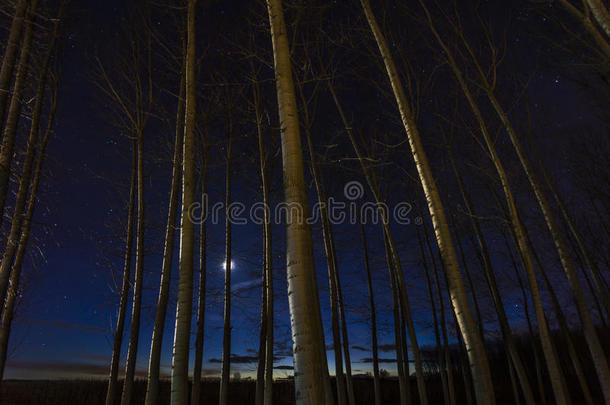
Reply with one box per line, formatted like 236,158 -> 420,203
0,374 -> 594,405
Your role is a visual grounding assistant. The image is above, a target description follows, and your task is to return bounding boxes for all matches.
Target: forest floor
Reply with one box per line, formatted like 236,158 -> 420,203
0,376 -> 534,404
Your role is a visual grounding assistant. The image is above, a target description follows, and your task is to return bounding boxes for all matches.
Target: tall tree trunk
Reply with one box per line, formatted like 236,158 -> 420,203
489,90 -> 610,405
170,0 -> 197,402
145,57 -> 185,405
254,72 -> 273,404
120,127 -> 145,405
359,2 -> 494,402
0,0 -> 38,235
509,241 -> 547,405
449,212 -> 483,339
508,357 -> 522,405
397,294 -> 411,404
336,271 -> 355,405
256,241 -> 268,405
265,0 -> 332,403
524,230 -> 595,405
330,82 -> 426,405
454,318 -> 474,405
417,225 -> 450,405
0,92 -> 54,380
0,0 -> 28,130
191,151 -> 208,405
418,3 -> 570,402
359,215 -> 381,405
251,73 -> 274,405
446,146 -> 536,405
0,0 -> 58,317
299,84 -> 347,405
585,0 -> 610,38
459,13 -> 610,397
106,141 -> 136,405
384,233 -> 409,405
528,130 -> 610,322
218,118 -> 233,405
419,209 -> 457,405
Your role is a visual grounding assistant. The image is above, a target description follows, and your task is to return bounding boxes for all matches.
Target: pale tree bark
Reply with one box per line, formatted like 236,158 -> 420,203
453,315 -> 474,405
106,141 -> 136,405
330,82 -> 426,405
265,0 -> 332,403
120,126 -> 145,405
446,146 -> 536,405
0,0 -> 28,129
251,70 -> 273,405
170,0 -> 197,402
191,149 -> 207,405
218,116 -> 233,405
0,0 -> 38,232
359,214 -> 381,405
145,57 -> 185,405
449,213 -> 483,338
299,83 -> 347,405
0,87 -> 54,380
417,3 -> 570,402
585,0 -> 610,39
359,2 -> 494,402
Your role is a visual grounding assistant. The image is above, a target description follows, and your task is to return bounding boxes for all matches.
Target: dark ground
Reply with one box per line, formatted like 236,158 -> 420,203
0,375 -> 540,404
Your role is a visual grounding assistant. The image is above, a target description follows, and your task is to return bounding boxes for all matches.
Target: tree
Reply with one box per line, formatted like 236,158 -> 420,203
191,136 -> 208,405
218,103 -> 234,405
265,0 -> 332,403
359,211 -> 381,405
105,141 -> 136,405
0,68 -> 57,381
0,0 -> 28,130
170,0 -> 197,402
0,0 -> 38,245
251,61 -> 273,405
145,52 -> 185,405
454,7 -> 610,398
358,2 -> 495,403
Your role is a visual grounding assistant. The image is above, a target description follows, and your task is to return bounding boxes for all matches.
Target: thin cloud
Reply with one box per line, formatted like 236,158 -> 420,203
208,354 -> 283,364
19,318 -> 105,334
359,358 -> 397,363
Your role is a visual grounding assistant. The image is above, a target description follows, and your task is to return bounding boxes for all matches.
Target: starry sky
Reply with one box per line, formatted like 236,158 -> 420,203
2,0 -> 605,382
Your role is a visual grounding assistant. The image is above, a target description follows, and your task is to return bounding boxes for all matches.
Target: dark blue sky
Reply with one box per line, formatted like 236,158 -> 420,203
3,0 -> 601,382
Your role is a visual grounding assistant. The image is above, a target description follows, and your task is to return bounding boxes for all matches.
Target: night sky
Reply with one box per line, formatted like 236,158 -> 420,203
2,0 -> 607,385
